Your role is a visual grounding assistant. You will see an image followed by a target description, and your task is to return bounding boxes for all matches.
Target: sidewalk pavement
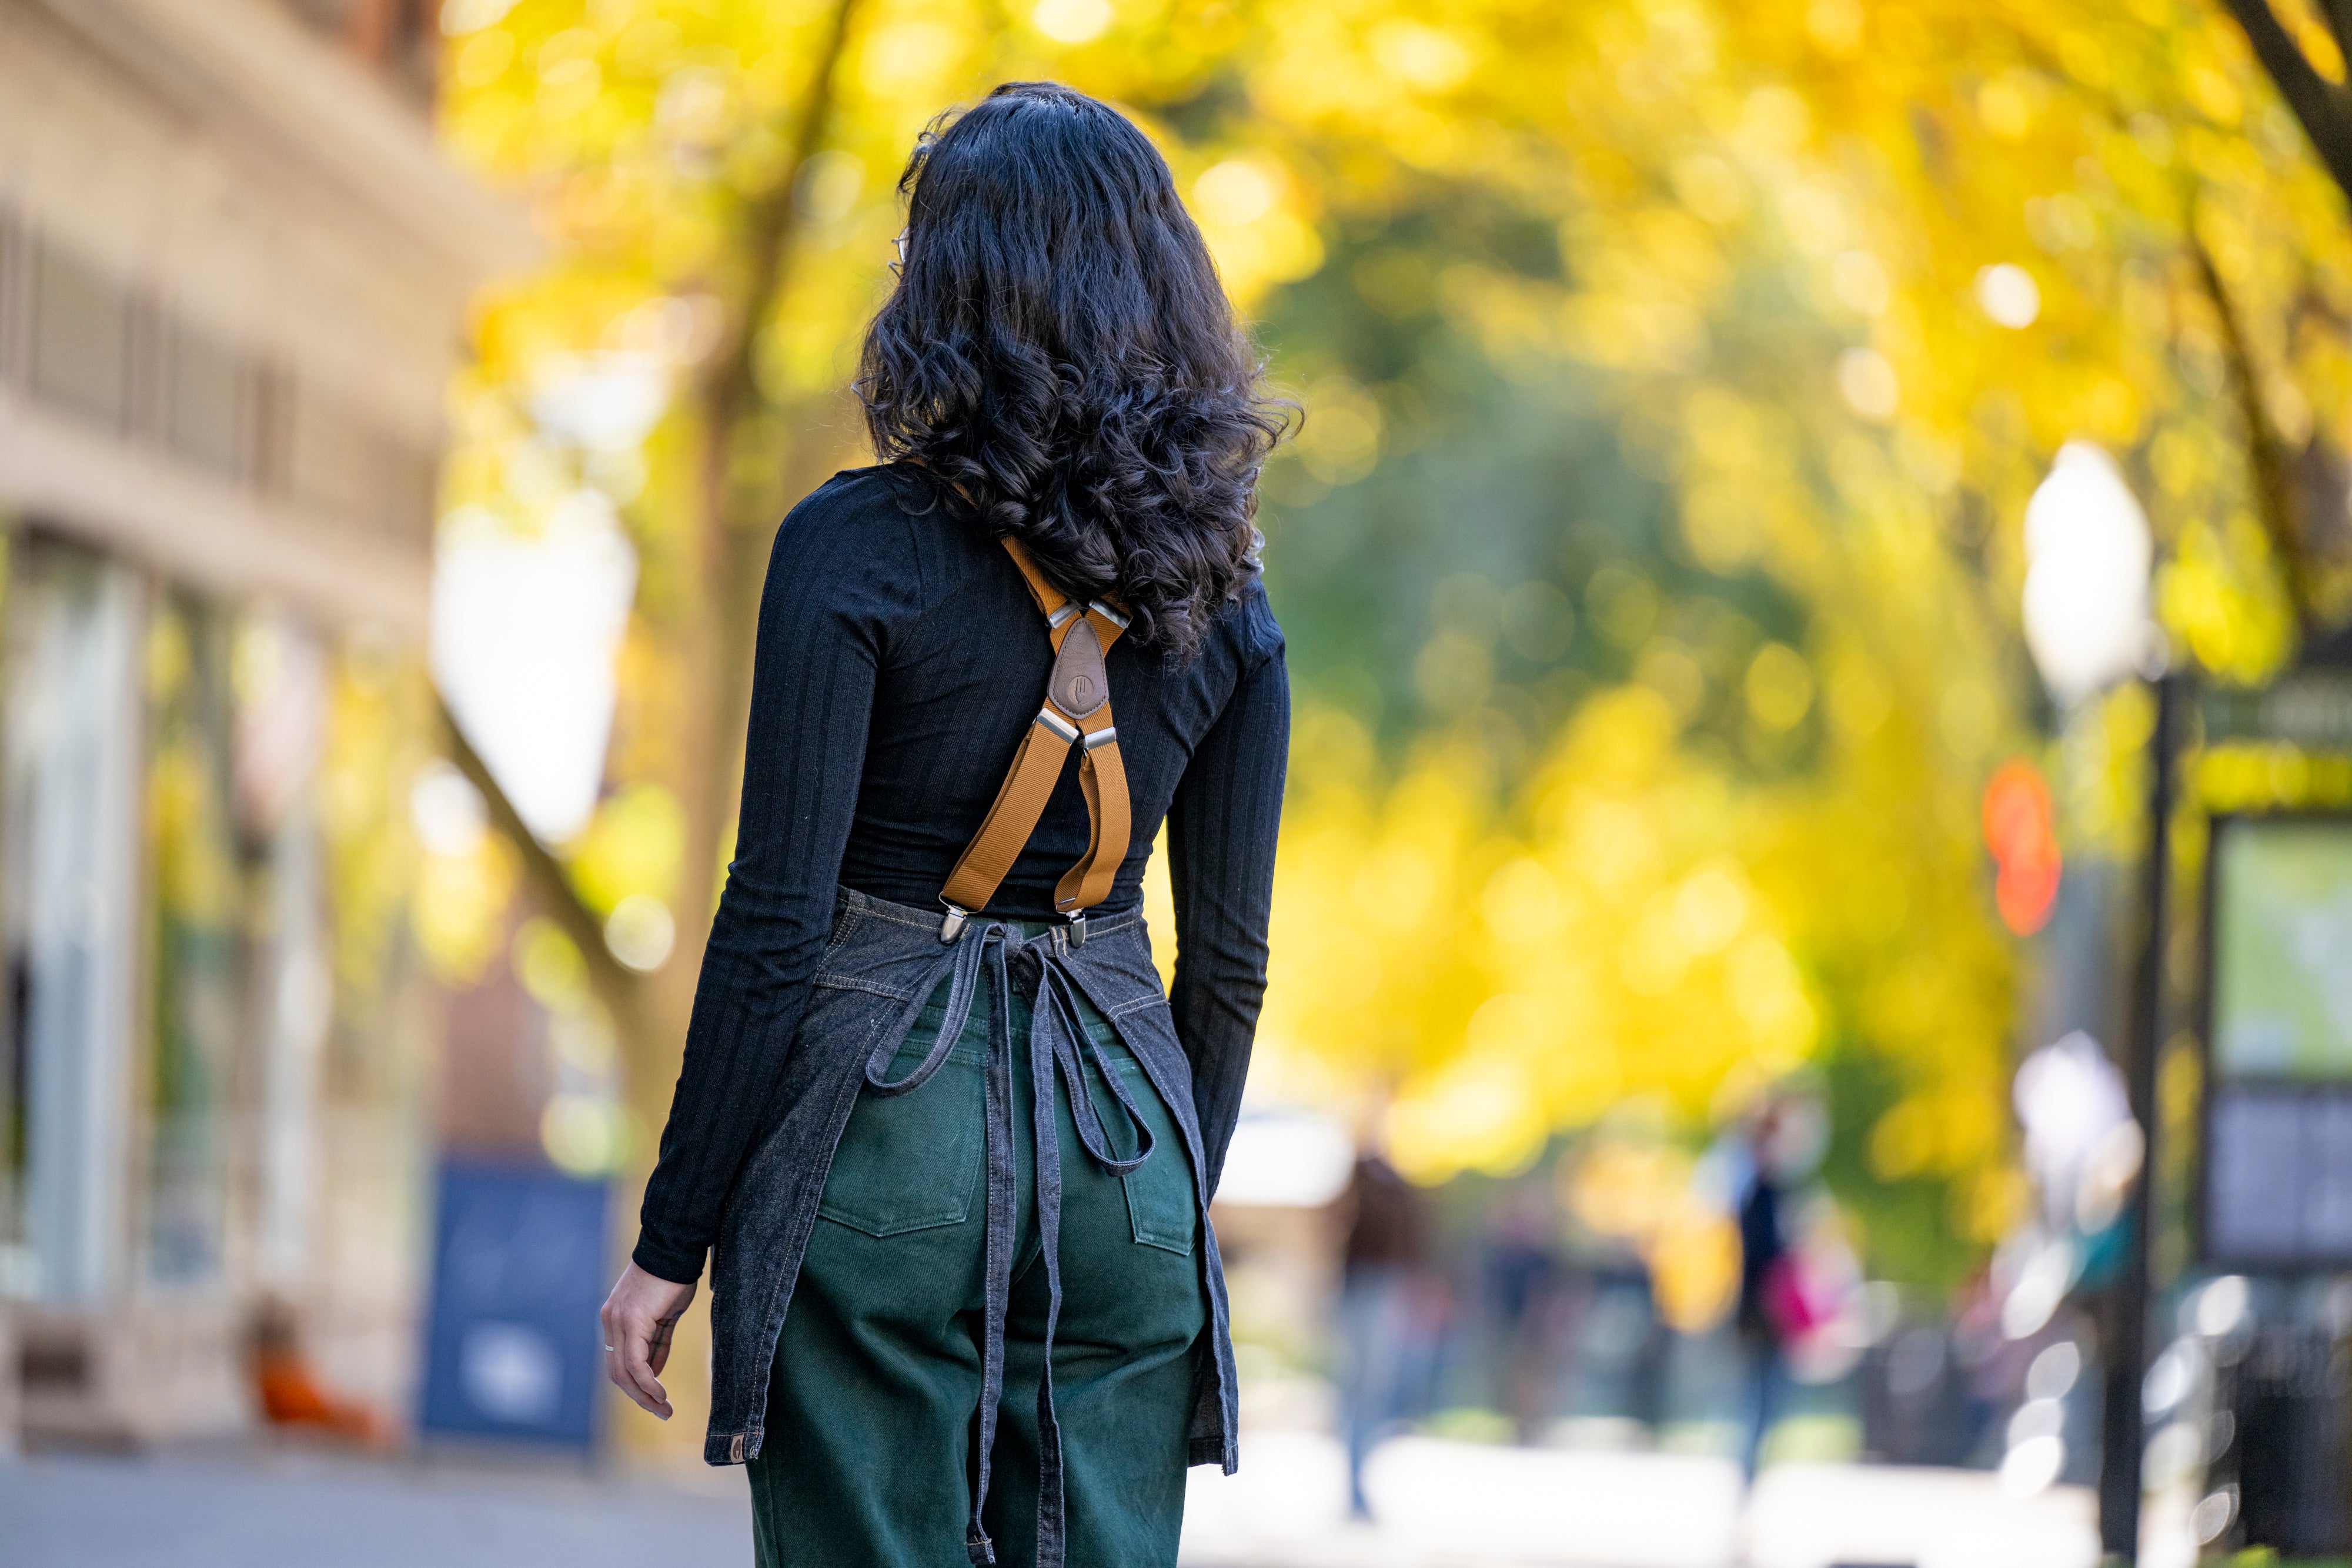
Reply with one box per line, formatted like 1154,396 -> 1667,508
1183,1431 -> 2102,1568
0,1447 -> 751,1568
1,1432 -> 2100,1568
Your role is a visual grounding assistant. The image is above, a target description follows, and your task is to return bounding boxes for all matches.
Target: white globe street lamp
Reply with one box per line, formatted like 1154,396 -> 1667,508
2020,442 -> 2159,706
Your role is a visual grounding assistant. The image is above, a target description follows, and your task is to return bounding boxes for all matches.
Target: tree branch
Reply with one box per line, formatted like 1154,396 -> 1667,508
699,0 -> 866,453
2187,215 -> 2319,633
689,0 -> 868,893
619,0 -> 868,1101
2220,0 -> 2352,205
2323,0 -> 2352,71
436,689 -> 647,1033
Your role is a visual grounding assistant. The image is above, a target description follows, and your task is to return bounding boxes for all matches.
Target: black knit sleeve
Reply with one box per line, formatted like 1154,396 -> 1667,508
632,480 -> 909,1284
1164,586 -> 1289,1196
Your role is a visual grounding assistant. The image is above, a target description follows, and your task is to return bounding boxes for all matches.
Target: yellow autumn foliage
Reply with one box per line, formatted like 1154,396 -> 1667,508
436,0 -> 2341,1278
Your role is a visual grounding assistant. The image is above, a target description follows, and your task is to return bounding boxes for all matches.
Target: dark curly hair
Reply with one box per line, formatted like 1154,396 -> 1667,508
856,82 -> 1288,659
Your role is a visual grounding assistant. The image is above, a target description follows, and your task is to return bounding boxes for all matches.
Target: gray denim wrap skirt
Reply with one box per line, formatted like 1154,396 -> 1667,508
700,885 -> 1241,1477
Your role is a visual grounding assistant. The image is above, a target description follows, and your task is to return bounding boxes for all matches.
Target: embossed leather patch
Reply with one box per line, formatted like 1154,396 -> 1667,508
1049,618 -> 1109,718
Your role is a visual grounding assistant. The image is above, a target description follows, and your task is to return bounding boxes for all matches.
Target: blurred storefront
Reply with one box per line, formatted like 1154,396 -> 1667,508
0,0 -> 529,1446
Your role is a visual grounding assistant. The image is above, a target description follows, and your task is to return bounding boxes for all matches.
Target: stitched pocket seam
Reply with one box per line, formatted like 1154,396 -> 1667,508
813,910 -> 864,972
818,1129 -> 981,1236
1124,1172 -> 1197,1254
811,975 -> 914,1001
816,1036 -> 984,1236
1118,1071 -> 1198,1255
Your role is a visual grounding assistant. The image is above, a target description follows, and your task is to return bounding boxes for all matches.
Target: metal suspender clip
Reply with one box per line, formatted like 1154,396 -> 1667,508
1064,910 -> 1087,948
939,902 -> 970,944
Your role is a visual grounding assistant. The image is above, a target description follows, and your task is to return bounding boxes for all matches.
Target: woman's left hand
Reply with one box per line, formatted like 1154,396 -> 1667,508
600,1261 -> 698,1420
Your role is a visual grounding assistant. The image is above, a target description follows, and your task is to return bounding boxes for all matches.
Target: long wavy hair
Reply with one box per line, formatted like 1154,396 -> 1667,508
856,82 -> 1287,658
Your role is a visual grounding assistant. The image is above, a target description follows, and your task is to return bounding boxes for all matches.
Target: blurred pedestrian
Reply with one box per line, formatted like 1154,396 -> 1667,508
1336,1138 -> 1434,1520
598,82 -> 1291,1568
1729,1090 -> 1830,1479
1484,1178 -> 1568,1443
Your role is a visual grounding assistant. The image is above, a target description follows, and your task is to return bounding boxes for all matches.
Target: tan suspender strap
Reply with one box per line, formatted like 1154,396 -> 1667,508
1000,536 -> 1067,620
936,539 -> 1134,927
938,713 -> 1079,914
1053,706 -> 1130,912
1047,617 -> 1130,911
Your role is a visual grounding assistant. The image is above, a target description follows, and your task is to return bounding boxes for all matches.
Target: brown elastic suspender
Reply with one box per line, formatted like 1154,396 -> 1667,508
936,539 -> 1133,943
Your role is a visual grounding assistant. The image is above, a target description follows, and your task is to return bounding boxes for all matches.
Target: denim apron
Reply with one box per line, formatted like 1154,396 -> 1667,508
702,887 -> 1241,1562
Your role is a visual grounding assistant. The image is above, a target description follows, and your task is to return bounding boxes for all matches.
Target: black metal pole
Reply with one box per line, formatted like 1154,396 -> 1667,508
2101,673 -> 2179,1562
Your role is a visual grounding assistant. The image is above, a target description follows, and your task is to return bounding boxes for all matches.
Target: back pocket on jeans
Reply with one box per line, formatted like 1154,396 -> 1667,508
817,1007 -> 984,1238
1114,1057 -> 1198,1255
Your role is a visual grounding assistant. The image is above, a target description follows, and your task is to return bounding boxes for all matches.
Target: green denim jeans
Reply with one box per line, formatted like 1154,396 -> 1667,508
750,954 -> 1208,1568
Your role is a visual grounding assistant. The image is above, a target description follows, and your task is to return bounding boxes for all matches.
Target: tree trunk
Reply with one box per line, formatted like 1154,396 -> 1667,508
436,0 -> 868,1466
2221,0 -> 2352,205
2188,216 -> 2318,631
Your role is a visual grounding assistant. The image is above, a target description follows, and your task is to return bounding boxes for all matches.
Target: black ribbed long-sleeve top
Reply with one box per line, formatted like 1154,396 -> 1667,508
632,464 -> 1289,1285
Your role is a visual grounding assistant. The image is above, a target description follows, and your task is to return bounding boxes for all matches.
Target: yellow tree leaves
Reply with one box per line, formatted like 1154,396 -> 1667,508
1265,690 -> 1827,1183
436,0 -> 2342,1276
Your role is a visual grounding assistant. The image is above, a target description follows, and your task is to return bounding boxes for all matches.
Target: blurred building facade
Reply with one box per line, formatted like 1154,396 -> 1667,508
0,0 -> 526,1445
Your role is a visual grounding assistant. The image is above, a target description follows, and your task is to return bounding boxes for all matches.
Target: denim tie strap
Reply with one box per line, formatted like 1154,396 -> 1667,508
858,918 -> 1157,1568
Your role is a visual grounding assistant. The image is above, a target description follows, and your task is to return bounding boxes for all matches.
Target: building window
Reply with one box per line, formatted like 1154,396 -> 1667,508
285,382 -> 436,547
30,243 -> 132,433
277,0 -> 445,108
164,320 -> 256,486
0,209 -> 30,386
0,535 -> 144,1302
142,590 -> 245,1286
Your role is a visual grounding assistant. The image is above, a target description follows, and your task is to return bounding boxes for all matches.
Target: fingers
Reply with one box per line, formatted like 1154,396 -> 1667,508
622,1316 -> 673,1420
600,1267 -> 697,1422
601,1304 -> 624,1402
599,1301 -> 672,1420
619,1310 -> 673,1419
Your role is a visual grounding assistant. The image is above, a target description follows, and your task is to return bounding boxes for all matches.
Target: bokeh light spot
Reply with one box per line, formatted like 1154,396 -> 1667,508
1194,159 -> 1277,226
1031,0 -> 1112,44
604,892 -> 677,974
1835,347 -> 1898,422
1975,263 -> 2040,328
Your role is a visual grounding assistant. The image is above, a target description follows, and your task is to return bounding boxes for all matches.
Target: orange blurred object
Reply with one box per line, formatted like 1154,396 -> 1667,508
1981,760 -> 2061,935
250,1301 -> 393,1447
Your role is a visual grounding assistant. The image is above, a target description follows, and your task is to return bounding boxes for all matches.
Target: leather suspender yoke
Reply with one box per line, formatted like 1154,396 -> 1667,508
936,539 -> 1134,944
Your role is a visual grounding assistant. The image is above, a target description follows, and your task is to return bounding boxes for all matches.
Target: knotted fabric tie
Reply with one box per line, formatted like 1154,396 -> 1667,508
858,920 -> 1157,1568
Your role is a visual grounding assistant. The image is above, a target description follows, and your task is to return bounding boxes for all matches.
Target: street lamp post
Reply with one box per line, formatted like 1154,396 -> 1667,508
2099,674 -> 2177,1562
2016,442 -> 2163,1564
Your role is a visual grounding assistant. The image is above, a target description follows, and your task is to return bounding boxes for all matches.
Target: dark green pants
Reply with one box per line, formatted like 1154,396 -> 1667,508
751,963 -> 1208,1568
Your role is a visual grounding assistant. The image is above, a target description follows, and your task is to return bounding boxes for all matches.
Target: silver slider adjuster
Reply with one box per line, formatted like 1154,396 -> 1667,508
1087,601 -> 1131,630
1035,707 -> 1081,744
1046,603 -> 1080,629
1082,725 -> 1118,750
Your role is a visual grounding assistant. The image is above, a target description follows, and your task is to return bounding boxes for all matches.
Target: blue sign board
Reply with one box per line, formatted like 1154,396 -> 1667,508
419,1161 -> 610,1449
